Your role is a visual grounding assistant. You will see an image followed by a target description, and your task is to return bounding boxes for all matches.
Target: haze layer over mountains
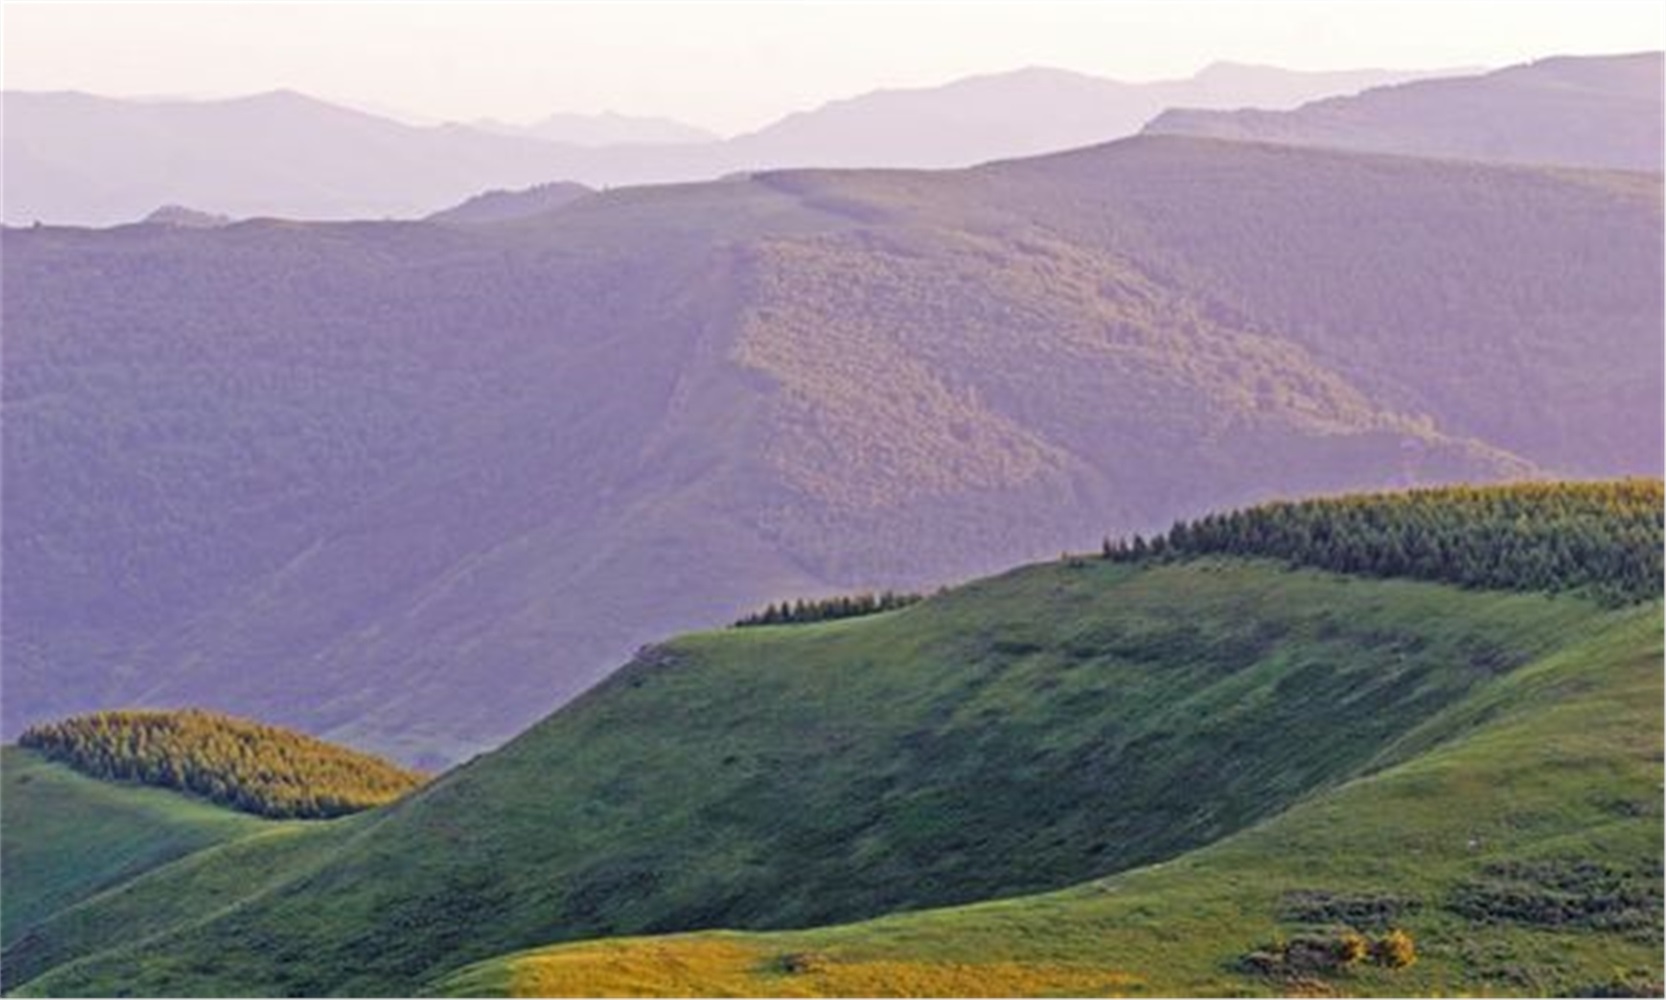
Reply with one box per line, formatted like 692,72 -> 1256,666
5,52 -> 1659,764
3,61 -> 1452,225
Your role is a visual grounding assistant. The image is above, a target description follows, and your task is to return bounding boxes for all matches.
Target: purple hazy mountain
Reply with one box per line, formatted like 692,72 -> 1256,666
721,62 -> 1458,168
2,90 -> 603,223
5,134 -> 1657,765
1145,52 -> 1664,170
4,62 -> 1456,225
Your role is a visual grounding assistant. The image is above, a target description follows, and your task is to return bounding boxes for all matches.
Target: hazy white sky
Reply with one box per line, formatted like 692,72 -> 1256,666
4,2 -> 1662,134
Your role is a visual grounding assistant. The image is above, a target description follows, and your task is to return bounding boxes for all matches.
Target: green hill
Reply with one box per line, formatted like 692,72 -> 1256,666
0,713 -> 417,992
6,482 -> 1658,996
0,747 -> 276,948
18,708 -> 426,819
438,606 -> 1662,998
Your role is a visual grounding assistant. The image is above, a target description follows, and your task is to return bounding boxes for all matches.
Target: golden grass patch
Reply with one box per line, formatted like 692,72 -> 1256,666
509,936 -> 1141,997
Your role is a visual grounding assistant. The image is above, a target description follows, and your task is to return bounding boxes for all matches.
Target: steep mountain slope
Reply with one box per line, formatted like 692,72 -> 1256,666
3,62 -> 1444,225
439,608 -> 1662,998
4,136 -> 1658,763
1146,52 -> 1664,170
7,483 -> 1659,996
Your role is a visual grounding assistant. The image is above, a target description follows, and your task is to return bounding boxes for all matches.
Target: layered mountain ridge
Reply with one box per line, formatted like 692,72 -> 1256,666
3,60 -> 1457,224
1146,52 -> 1664,170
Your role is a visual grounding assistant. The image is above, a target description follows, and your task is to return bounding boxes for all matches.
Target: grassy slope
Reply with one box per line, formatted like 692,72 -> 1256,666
0,748 -> 276,946
3,819 -> 356,993
437,606 -> 1663,997
10,559 -> 1650,996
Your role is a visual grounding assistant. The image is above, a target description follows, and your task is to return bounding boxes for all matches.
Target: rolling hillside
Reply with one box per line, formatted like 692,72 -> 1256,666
1146,52 -> 1664,170
6,482 -> 1660,996
5,135 -> 1659,764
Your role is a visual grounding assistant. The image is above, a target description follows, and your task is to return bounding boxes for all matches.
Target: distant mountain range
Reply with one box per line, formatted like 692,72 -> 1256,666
6,114 -> 1658,764
1147,52 -> 1663,170
714,62 -> 1459,171
3,61 -> 1455,225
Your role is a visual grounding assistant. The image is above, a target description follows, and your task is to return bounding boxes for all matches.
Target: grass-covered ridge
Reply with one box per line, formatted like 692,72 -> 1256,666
18,709 -> 426,819
437,606 -> 1662,998
1106,479 -> 1663,604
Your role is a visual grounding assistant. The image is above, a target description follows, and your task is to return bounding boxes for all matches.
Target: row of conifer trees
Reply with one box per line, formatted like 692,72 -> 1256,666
1101,479 -> 1661,605
735,590 -> 923,627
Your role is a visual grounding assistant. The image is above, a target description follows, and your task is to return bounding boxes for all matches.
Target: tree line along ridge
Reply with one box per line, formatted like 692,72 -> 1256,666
1101,479 -> 1662,605
734,590 -> 925,627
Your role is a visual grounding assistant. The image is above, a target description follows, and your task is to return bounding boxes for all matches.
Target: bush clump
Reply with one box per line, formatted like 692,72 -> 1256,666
1239,928 -> 1417,978
1280,889 -> 1421,930
1371,929 -> 1416,969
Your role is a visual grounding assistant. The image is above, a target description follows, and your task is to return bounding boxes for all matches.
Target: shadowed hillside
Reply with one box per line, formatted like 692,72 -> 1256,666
4,483 -> 1659,996
1146,52 -> 1664,170
4,136 -> 1659,763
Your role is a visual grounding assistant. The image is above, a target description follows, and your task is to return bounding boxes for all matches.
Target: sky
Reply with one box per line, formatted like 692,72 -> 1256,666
4,1 -> 1662,135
